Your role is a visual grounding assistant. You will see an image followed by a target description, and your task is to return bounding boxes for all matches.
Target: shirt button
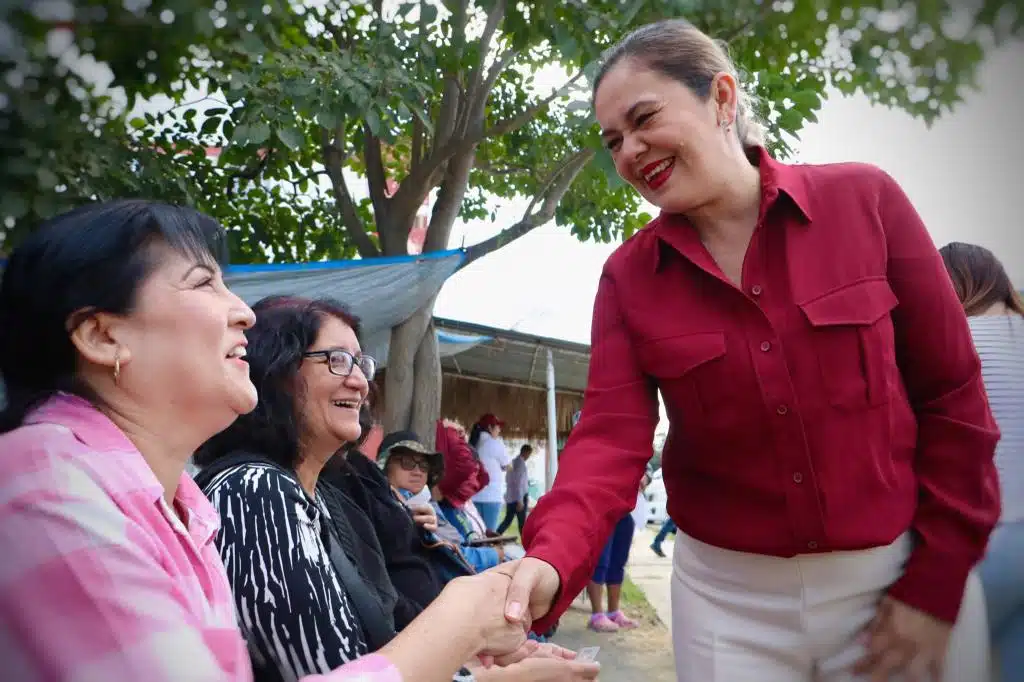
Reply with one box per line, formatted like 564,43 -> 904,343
751,285 -> 763,296
776,405 -> 789,415
760,341 -> 772,352
807,541 -> 818,550
792,472 -> 803,483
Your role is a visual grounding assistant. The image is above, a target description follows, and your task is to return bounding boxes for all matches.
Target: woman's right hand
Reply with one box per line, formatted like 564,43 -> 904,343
501,557 -> 562,627
442,569 -> 528,657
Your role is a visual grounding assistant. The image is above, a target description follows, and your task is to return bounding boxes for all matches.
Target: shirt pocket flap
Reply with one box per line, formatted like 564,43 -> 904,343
638,331 -> 727,379
799,278 -> 898,327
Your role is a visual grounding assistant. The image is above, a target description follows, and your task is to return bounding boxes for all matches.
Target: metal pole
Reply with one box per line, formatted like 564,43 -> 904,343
545,347 -> 558,492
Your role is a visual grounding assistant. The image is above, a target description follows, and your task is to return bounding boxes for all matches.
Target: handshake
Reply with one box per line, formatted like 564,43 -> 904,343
383,558 -> 600,681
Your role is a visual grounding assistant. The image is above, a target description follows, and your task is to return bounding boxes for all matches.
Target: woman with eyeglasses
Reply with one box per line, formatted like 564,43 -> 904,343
192,295 -> 436,681
192,296 -> 598,682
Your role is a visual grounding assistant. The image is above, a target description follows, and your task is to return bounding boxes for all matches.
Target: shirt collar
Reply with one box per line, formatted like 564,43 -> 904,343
24,393 -> 222,547
651,146 -> 812,270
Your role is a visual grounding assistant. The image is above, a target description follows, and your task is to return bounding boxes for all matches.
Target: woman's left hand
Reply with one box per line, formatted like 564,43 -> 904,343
854,596 -> 952,681
409,504 -> 438,532
488,640 -> 576,667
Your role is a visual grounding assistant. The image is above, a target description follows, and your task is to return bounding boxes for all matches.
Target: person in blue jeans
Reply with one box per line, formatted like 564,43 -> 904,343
649,518 -> 676,557
586,514 -> 638,632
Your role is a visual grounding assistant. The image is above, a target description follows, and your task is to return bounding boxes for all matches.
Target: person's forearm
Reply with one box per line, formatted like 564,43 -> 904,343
375,598 -> 483,682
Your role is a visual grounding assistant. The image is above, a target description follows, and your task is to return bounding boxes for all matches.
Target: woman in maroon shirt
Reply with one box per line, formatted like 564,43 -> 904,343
501,19 -> 999,682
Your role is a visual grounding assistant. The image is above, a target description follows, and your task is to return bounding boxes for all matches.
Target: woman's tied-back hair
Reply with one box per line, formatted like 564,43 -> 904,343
593,19 -> 766,150
939,242 -> 1024,318
193,295 -> 366,470
0,200 -> 228,433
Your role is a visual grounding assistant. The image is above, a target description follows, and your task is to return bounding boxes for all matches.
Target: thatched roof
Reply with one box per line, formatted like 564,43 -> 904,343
376,318 -> 591,441
439,373 -> 583,440
374,369 -> 584,441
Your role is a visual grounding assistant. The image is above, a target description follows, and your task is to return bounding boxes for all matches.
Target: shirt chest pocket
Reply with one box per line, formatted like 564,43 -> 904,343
636,331 -> 729,428
798,277 -> 899,409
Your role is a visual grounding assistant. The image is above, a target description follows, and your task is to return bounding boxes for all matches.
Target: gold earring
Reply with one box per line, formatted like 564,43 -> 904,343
113,353 -> 121,384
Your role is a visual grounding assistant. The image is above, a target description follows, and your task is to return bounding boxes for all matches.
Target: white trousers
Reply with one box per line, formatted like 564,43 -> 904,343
670,531 -> 991,682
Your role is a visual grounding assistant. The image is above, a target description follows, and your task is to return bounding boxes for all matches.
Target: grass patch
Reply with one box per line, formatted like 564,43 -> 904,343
619,576 -> 648,607
620,575 -> 660,623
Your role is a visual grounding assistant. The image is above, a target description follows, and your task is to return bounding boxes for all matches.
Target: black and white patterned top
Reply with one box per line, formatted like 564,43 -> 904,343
204,463 -> 368,682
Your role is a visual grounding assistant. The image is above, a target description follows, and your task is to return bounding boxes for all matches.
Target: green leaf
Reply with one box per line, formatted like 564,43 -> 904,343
129,117 -> 147,129
593,148 -> 624,189
277,126 -> 304,151
231,123 -> 251,144
0,193 -> 29,219
36,167 -> 59,190
365,109 -> 382,137
248,122 -> 271,145
200,117 -> 221,136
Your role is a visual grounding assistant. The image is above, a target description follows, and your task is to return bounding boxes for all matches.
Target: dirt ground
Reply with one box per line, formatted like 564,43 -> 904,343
548,598 -> 677,682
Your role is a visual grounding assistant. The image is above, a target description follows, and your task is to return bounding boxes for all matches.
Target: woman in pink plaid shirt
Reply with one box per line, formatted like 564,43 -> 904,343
0,201 -> 536,682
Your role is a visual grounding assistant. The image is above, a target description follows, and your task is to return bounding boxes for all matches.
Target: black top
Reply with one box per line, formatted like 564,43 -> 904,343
320,451 -> 446,629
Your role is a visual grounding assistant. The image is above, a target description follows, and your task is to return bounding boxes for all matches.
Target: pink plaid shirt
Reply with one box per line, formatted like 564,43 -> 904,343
0,394 -> 401,682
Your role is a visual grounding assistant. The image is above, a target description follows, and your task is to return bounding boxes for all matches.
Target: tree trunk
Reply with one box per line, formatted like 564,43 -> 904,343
382,296 -> 437,441
410,315 -> 441,449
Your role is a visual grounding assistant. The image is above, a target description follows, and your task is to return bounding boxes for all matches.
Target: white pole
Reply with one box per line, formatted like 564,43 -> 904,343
545,347 -> 558,492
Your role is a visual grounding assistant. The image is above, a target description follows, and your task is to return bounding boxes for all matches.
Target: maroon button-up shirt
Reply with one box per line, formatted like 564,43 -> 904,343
523,148 -> 1000,630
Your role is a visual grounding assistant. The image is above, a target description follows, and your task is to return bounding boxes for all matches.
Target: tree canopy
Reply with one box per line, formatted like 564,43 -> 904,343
2,0 -> 1019,436
3,0 -> 1019,258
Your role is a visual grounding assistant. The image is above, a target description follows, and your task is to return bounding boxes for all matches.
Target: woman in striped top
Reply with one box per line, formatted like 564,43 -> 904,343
194,295 -> 600,682
941,242 -> 1024,681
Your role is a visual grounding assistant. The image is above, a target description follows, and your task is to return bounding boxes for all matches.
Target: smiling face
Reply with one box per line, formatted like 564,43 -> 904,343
109,243 -> 257,430
594,58 -> 737,215
295,314 -> 369,452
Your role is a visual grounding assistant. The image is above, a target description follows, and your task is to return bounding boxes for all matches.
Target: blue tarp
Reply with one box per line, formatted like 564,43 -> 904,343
224,249 -> 466,365
0,249 -> 481,386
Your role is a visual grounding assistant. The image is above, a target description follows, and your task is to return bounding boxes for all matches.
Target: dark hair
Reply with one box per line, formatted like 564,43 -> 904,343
468,423 -> 485,448
592,19 -> 765,148
520,444 -> 533,456
939,242 -> 1024,317
0,200 -> 227,433
194,295 -> 366,470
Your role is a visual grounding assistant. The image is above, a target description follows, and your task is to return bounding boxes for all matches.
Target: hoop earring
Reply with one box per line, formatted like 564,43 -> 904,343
113,354 -> 121,385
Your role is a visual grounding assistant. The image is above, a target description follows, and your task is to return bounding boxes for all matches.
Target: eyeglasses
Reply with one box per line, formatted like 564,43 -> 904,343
394,456 -> 430,473
303,349 -> 377,380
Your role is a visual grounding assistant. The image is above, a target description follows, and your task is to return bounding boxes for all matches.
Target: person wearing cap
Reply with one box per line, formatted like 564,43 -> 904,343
379,431 -> 512,574
469,413 -> 513,532
377,430 -> 446,528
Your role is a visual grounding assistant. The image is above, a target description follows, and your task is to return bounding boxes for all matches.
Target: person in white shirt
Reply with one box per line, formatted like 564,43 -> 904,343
469,413 -> 513,531
941,242 -> 1024,681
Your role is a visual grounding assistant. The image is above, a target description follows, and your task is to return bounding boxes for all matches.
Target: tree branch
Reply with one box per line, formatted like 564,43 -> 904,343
460,148 -> 594,269
486,68 -> 586,139
460,0 -> 506,136
363,126 -> 390,222
395,63 -> 574,213
320,128 -> 380,258
226,148 -> 273,198
422,147 -> 476,253
411,117 -> 424,170
390,77 -> 460,225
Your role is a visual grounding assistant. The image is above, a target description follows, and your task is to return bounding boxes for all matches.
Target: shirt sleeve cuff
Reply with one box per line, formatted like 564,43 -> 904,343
885,551 -> 972,624
525,523 -> 601,634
